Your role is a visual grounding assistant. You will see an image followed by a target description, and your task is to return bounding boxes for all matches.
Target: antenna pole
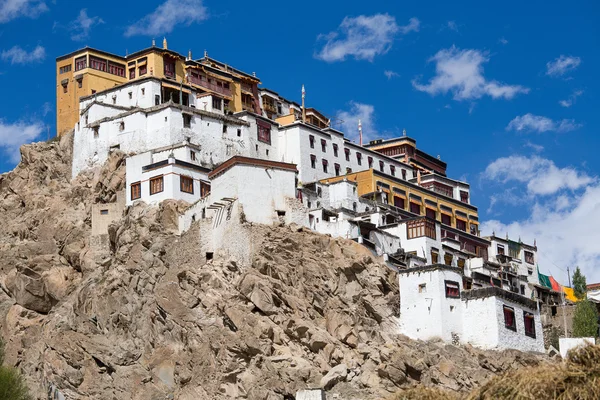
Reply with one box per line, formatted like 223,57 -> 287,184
567,266 -> 571,287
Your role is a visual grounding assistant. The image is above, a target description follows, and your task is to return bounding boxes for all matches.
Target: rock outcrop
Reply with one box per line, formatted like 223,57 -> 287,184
0,135 -> 547,399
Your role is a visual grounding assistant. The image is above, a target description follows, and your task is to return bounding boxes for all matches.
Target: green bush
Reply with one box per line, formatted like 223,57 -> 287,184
573,299 -> 599,338
0,338 -> 31,400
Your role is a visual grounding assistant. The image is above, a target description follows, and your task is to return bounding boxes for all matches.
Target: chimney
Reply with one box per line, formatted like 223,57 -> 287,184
358,119 -> 363,146
188,49 -> 192,60
162,37 -> 168,49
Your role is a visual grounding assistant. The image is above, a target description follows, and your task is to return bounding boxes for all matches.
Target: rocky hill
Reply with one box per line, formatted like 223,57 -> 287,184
0,134 -> 546,399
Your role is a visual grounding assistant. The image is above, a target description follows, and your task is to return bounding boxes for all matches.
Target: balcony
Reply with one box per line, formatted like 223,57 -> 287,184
188,75 -> 232,96
263,102 -> 277,113
241,83 -> 253,93
407,218 -> 436,240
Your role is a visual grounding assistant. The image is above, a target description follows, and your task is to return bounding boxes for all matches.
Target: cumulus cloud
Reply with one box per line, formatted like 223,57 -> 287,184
315,15 -> 419,62
0,0 -> 48,23
481,155 -> 600,281
559,89 -> 583,108
546,55 -> 581,77
69,9 -> 104,41
125,0 -> 208,37
384,70 -> 399,79
1,45 -> 45,64
335,102 -> 377,143
0,119 -> 45,163
483,155 -> 594,196
412,46 -> 529,101
506,113 -> 581,133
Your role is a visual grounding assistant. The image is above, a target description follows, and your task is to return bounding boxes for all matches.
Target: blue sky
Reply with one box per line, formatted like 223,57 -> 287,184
1,0 -> 599,283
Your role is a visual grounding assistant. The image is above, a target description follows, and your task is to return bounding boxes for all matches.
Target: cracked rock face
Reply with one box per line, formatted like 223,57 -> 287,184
0,134 -> 547,399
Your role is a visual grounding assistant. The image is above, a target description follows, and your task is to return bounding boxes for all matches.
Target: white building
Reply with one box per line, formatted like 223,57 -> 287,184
398,265 -> 544,352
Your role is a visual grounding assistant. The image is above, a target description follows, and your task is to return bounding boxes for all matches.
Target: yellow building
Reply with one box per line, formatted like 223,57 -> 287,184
56,41 -> 261,136
321,168 -> 479,235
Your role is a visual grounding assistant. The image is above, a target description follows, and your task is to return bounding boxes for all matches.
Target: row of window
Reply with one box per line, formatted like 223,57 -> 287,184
130,175 -> 211,199
309,135 -> 404,178
503,306 -> 536,338
497,244 -> 535,264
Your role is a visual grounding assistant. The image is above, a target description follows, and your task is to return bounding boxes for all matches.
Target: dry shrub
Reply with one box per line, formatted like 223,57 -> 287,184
389,386 -> 459,400
466,344 -> 600,400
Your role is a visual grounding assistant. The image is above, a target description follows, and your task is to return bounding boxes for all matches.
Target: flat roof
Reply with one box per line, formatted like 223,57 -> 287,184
208,156 -> 297,179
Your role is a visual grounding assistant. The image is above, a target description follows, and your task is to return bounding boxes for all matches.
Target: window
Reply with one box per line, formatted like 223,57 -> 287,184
131,182 -> 141,200
128,92 -> 132,99
59,65 -> 72,74
346,167 -> 352,174
431,251 -> 439,264
78,79 -> 82,89
456,219 -> 467,232
426,208 -> 436,220
164,60 -> 175,78
441,213 -> 451,226
129,68 -> 135,79
190,151 -> 196,161
200,182 -> 211,197
183,114 -> 191,128
368,157 -> 373,168
257,120 -> 271,144
460,190 -> 469,203
75,56 -> 87,71
237,129 -> 241,137
321,139 -> 327,152
93,127 -> 99,138
402,169 -> 407,180
497,245 -> 505,255
444,253 -> 453,266
524,251 -> 534,264
317,187 -> 322,197
150,176 -> 164,195
523,312 -> 535,338
322,159 -> 328,173
410,202 -> 420,215
503,306 -> 516,331
419,283 -> 427,293
223,124 -> 227,134
91,89 -> 96,94
379,161 -> 384,172
108,62 -> 125,77
394,196 -> 405,209
334,163 -> 341,176
212,97 -> 222,110
390,165 -> 395,176
180,176 -> 194,194
333,144 -> 338,157
139,65 -> 147,76
277,103 -> 282,114
119,122 -> 125,131
470,224 -> 477,236
89,56 -> 107,72
310,155 -> 316,169
520,284 -> 526,295
141,88 -> 145,95
100,209 -> 109,215
356,153 -> 362,166
309,135 -> 315,149
345,149 -> 351,161
63,84 -> 68,93
445,281 -> 460,298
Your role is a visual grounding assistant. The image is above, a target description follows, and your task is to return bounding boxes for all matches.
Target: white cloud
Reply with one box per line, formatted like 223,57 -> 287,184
384,70 -> 399,79
0,0 -> 48,23
546,55 -> 581,77
315,15 -> 419,62
125,0 -> 208,37
523,141 -> 544,153
0,119 -> 45,163
559,89 -> 583,108
412,46 -> 529,101
69,9 -> 104,41
1,45 -> 45,64
483,155 -> 594,196
447,21 -> 458,31
498,37 -> 508,45
335,102 -> 376,143
481,155 -> 600,282
506,113 -> 581,133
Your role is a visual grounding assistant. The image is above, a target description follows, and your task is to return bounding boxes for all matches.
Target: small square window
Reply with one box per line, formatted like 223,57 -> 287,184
183,114 -> 192,128
418,283 -> 427,293
237,129 -> 242,137
445,280 -> 460,298
100,209 -> 109,215
128,92 -> 132,99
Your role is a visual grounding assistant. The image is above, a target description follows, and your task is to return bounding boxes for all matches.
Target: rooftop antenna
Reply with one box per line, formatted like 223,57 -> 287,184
301,85 -> 306,123
402,128 -> 407,137
358,119 -> 363,146
187,49 -> 192,60
162,37 -> 168,50
152,38 -> 156,47
204,49 -> 208,58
